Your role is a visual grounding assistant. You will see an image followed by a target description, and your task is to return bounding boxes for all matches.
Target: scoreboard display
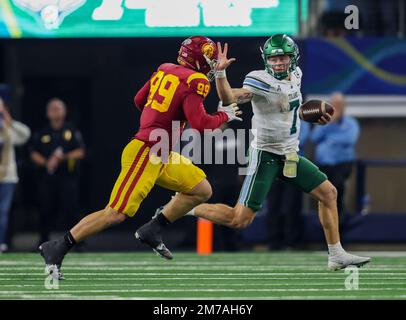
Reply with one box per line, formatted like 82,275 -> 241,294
0,0 -> 308,38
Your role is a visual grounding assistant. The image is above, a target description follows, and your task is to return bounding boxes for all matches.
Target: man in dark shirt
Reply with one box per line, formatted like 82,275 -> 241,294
30,98 -> 85,244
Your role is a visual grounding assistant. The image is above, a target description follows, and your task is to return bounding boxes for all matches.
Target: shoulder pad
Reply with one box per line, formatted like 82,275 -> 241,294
292,67 -> 302,79
186,73 -> 211,98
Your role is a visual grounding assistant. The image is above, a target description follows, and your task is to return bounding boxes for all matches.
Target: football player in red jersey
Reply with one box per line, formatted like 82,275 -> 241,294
39,36 -> 242,279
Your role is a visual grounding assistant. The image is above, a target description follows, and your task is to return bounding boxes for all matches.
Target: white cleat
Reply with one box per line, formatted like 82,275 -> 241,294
328,253 -> 371,271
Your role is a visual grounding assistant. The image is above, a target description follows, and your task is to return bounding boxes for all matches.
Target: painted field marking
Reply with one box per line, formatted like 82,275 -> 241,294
1,282 -> 406,288
2,266 -> 406,271
1,288 -> 406,294
2,272 -> 406,277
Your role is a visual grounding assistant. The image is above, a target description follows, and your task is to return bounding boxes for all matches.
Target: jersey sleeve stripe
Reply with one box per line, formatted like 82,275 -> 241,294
244,76 -> 270,90
186,73 -> 209,85
243,80 -> 269,93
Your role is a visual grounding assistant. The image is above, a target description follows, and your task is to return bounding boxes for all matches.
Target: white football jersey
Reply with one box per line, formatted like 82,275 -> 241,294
242,67 -> 303,155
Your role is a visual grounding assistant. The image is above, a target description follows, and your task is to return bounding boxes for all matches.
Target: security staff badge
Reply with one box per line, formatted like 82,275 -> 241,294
64,130 -> 72,141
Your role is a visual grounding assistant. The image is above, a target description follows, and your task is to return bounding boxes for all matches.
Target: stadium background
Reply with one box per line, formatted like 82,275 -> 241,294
0,0 -> 405,252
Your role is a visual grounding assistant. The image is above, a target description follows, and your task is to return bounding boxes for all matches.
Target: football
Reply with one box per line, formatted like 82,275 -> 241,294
299,99 -> 334,123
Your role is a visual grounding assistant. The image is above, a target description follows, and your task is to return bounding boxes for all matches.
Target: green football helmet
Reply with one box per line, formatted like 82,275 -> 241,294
261,34 -> 300,80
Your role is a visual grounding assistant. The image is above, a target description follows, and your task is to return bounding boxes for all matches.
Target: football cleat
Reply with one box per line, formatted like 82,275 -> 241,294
135,220 -> 173,260
328,253 -> 371,271
39,240 -> 67,280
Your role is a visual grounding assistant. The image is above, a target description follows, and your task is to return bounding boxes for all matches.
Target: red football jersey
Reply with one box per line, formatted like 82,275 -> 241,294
134,63 -> 228,148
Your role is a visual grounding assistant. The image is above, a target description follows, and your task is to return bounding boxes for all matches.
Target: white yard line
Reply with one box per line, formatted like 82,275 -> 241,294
0,262 -> 403,266
1,272 -> 406,276
0,264 -> 406,272
0,262 -> 327,267
2,295 -> 406,300
1,282 -> 405,288
1,288 -> 406,294
4,276 -> 406,281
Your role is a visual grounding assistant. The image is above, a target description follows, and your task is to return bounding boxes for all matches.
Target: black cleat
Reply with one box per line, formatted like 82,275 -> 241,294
39,240 -> 67,280
135,220 -> 173,260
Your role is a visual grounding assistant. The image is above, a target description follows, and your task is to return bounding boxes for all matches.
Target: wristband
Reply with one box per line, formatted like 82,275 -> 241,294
215,69 -> 226,79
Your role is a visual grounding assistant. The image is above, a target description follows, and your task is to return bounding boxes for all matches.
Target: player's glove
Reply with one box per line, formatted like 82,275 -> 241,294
218,101 -> 243,122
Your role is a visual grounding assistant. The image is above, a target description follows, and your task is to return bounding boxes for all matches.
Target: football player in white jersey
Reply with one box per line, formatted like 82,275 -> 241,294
160,35 -> 370,270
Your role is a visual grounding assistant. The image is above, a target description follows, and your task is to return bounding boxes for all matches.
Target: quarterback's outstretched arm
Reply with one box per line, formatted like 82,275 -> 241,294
215,42 -> 253,105
232,88 -> 253,104
215,75 -> 235,105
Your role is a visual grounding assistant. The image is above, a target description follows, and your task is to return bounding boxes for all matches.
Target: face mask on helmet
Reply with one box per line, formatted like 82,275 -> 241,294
203,55 -> 218,82
262,51 -> 292,80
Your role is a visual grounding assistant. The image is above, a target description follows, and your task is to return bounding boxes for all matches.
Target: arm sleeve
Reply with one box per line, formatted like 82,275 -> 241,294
134,79 -> 151,111
242,71 -> 272,98
182,93 -> 228,132
9,121 -> 31,146
328,119 -> 360,145
299,121 -> 310,149
28,132 -> 41,154
309,125 -> 326,143
72,129 -> 86,150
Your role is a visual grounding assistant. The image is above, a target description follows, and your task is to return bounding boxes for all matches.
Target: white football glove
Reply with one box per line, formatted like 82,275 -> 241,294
218,101 -> 243,122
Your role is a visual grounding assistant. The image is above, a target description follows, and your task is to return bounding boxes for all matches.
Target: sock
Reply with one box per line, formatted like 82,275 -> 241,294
64,231 -> 77,251
328,242 -> 346,256
186,208 -> 196,216
155,212 -> 171,227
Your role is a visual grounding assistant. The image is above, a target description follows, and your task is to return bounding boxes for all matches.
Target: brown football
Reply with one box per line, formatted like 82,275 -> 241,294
299,99 -> 335,123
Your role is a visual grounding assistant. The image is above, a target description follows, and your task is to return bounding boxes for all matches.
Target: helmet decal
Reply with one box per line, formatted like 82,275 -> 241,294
202,42 -> 215,59
271,48 -> 284,55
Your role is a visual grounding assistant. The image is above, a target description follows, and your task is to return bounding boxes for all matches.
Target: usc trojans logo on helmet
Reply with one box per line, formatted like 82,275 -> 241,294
202,42 -> 215,60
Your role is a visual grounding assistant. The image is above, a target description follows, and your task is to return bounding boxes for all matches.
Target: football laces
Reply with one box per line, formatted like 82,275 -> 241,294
302,107 -> 320,115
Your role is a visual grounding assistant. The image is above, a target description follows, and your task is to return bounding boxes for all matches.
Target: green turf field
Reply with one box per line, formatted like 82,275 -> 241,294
1,251 -> 406,299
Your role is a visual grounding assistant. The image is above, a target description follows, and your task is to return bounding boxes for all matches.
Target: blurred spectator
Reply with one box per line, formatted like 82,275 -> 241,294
0,98 -> 31,253
267,121 -> 311,250
30,98 -> 85,245
319,0 -> 354,37
310,92 -> 360,228
357,0 -> 399,36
